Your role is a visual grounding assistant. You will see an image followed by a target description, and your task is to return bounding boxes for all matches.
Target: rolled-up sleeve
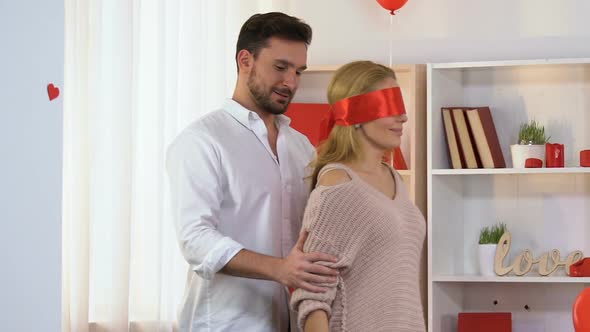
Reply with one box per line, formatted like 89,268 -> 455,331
166,130 -> 244,280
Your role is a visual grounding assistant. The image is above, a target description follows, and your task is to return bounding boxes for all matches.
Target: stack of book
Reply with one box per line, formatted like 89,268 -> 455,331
441,107 -> 506,169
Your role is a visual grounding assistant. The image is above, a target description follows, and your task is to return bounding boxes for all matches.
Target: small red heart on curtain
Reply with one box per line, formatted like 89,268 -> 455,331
47,83 -> 60,101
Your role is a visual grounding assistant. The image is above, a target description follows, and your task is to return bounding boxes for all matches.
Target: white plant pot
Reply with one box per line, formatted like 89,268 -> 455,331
478,244 -> 498,276
510,144 -> 545,168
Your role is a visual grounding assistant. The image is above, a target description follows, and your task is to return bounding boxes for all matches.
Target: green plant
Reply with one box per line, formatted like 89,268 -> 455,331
518,120 -> 550,145
478,223 -> 508,245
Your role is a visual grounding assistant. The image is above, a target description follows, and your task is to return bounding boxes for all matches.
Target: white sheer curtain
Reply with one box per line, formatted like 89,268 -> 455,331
62,1 -> 288,331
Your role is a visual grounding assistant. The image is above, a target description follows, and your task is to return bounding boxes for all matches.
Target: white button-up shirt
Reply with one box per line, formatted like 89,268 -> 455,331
166,99 -> 315,332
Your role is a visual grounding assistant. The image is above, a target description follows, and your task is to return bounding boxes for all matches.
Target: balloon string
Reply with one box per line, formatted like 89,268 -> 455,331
389,14 -> 393,68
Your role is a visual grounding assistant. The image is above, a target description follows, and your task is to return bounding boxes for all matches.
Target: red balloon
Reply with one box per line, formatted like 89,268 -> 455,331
376,0 -> 408,15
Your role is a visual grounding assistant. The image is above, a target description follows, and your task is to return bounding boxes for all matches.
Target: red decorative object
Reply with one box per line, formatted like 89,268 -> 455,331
376,0 -> 409,15
525,158 -> 543,168
285,103 -> 331,147
570,257 -> 590,277
286,101 -> 408,170
47,83 -> 60,101
546,143 -> 565,167
322,87 -> 406,142
458,312 -> 512,332
580,150 -> 590,167
573,287 -> 590,331
382,148 -> 408,170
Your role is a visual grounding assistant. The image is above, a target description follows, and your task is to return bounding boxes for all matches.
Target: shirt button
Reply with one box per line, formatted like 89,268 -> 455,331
285,185 -> 292,193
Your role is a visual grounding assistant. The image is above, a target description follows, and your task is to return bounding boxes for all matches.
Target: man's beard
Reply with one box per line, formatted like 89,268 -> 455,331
247,67 -> 293,115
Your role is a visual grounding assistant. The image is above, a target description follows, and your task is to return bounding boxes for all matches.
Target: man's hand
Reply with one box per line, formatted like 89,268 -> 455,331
276,230 -> 339,293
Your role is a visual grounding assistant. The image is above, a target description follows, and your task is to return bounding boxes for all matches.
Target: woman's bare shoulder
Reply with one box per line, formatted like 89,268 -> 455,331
317,168 -> 352,187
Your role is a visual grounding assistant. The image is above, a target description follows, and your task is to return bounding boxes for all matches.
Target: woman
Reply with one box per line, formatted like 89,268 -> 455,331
290,61 -> 426,332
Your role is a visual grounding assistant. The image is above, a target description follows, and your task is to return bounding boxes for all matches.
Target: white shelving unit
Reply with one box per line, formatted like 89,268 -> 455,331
295,64 -> 427,216
428,58 -> 590,332
433,276 -> 590,284
433,168 -> 590,176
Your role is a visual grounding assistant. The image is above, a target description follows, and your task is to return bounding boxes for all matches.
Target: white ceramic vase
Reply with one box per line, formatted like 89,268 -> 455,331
510,144 -> 545,168
478,244 -> 498,276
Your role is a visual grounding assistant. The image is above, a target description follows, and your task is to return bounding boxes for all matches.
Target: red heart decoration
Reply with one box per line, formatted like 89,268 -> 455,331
47,83 -> 60,101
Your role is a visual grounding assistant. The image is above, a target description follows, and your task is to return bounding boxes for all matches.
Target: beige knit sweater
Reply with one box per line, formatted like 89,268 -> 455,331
290,163 -> 426,332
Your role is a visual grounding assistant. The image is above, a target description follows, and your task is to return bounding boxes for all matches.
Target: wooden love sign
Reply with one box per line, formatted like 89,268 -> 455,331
494,232 -> 584,276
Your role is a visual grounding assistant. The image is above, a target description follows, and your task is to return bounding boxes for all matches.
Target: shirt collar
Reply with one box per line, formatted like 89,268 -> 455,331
224,99 -> 292,129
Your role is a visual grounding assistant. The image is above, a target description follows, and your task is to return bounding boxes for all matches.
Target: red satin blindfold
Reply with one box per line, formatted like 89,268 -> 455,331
320,87 -> 406,142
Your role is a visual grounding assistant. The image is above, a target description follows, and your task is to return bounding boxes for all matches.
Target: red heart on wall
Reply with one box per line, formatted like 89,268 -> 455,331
47,83 -> 60,101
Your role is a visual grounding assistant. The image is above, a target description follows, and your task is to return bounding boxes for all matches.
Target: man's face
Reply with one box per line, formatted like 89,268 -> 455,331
246,37 -> 308,115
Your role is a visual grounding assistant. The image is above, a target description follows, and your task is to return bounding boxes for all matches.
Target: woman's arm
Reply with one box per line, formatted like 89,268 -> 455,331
304,310 -> 329,332
292,168 -> 358,330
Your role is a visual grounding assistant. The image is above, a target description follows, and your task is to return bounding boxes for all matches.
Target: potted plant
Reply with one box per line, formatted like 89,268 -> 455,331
510,120 -> 550,168
478,223 -> 508,276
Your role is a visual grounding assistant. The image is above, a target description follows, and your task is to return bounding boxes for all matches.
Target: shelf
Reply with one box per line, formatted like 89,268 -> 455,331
433,275 -> 590,284
397,169 -> 411,176
303,65 -> 340,72
296,63 -> 426,217
430,57 -> 590,69
431,167 -> 590,175
428,58 -> 590,331
305,64 -> 413,73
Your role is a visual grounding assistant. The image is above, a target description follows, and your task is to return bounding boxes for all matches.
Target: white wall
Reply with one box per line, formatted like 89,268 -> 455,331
286,0 -> 590,65
0,0 -> 63,331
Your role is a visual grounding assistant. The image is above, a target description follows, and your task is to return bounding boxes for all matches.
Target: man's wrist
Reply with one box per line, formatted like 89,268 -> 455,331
267,256 -> 285,284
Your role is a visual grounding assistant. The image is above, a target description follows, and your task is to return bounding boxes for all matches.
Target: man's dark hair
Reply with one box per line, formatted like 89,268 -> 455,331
235,12 -> 312,72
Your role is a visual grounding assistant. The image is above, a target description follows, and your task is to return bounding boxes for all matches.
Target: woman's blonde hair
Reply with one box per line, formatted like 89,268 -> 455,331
310,60 -> 397,189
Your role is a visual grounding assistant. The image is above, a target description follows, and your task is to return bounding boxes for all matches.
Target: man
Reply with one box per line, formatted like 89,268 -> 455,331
166,12 -> 338,331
